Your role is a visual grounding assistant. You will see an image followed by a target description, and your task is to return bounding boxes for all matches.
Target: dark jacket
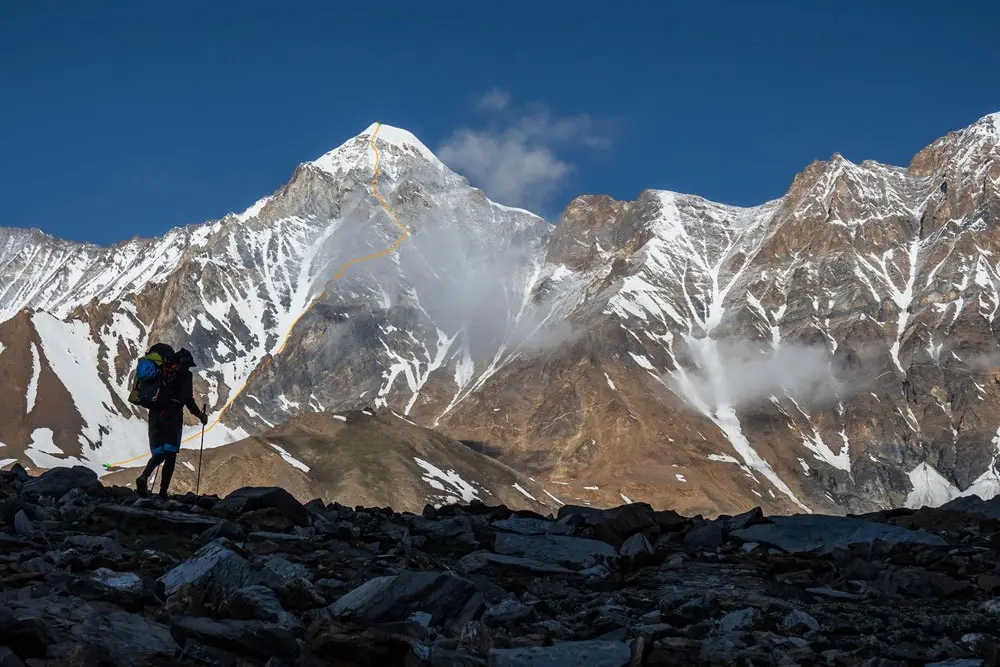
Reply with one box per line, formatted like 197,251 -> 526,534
149,369 -> 202,427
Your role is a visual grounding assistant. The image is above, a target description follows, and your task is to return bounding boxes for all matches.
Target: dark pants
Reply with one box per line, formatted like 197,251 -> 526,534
140,417 -> 183,496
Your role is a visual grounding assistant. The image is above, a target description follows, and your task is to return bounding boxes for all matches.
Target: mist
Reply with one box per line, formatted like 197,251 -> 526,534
665,338 -> 854,413
315,193 -> 580,364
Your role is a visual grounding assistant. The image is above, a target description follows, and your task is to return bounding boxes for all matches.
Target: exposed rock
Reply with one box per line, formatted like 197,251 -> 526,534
458,551 -> 574,576
91,568 -> 143,596
11,511 -> 32,537
683,522 -> 724,549
481,599 -> 537,626
20,466 -> 100,502
731,515 -> 948,554
5,465 -> 1000,666
619,532 -> 654,558
0,647 -> 25,667
780,609 -> 820,633
717,607 -> 763,633
215,486 -> 310,526
487,640 -> 630,667
170,615 -> 300,662
493,533 -> 618,569
6,597 -> 177,666
326,570 -> 484,635
159,540 -> 276,599
225,585 -> 302,631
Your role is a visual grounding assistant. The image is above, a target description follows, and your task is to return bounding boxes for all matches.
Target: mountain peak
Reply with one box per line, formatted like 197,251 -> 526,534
310,122 -> 445,176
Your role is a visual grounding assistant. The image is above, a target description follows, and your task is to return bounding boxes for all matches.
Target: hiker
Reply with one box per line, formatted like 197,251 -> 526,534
131,344 -> 208,497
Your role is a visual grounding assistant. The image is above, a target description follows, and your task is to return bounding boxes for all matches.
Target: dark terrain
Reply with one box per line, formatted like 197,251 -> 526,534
3,463 -> 1000,666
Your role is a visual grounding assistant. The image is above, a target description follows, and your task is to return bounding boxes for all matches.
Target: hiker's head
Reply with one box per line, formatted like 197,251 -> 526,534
177,348 -> 197,369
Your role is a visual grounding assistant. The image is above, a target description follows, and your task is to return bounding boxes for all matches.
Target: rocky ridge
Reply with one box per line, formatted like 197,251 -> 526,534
4,465 -> 1000,665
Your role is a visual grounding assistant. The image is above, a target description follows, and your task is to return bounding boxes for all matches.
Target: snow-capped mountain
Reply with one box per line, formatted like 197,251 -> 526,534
2,114 -> 1000,517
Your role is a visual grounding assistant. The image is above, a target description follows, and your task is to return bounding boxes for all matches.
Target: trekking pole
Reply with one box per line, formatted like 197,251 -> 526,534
195,403 -> 207,496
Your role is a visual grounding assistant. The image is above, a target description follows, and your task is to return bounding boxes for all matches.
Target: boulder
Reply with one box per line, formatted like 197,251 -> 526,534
683,522 -> 724,549
0,647 -> 25,667
215,487 -> 309,526
304,618 -> 419,665
718,607 -> 763,633
619,533 -> 653,558
730,515 -> 947,554
6,597 -> 177,666
159,540 -> 276,599
493,533 -> 618,569
326,570 -> 484,635
170,615 -> 300,662
492,517 -> 573,536
481,599 -> 537,626
458,552 -> 573,576
487,640 -> 630,667
584,503 -> 660,546
780,610 -> 820,634
20,466 -> 101,502
225,585 -> 302,631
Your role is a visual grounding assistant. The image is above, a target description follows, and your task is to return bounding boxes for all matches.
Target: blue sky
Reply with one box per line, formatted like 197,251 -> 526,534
3,1 -> 999,244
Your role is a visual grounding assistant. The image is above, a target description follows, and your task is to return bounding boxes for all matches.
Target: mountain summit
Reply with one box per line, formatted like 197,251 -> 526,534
3,114 -> 1000,517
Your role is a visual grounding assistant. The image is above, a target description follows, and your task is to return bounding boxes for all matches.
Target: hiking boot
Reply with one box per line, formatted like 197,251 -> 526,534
136,476 -> 148,498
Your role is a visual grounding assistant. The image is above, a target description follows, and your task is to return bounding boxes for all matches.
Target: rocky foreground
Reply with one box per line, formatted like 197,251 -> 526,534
3,467 -> 1000,666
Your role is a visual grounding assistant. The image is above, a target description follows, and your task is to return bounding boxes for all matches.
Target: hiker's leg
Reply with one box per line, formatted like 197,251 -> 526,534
139,452 -> 166,479
158,453 -> 177,496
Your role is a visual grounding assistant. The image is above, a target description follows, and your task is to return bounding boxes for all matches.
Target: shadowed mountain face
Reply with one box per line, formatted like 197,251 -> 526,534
3,115 -> 1000,516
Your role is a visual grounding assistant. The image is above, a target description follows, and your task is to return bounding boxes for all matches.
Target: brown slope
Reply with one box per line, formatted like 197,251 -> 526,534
102,409 -> 555,514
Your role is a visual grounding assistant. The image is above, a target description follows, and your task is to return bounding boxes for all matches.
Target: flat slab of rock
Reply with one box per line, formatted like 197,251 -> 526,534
458,551 -> 573,576
327,570 -> 484,634
491,517 -> 574,536
730,515 -> 947,554
8,597 -> 176,666
95,505 -> 220,532
493,533 -> 618,569
487,640 -> 630,667
170,615 -> 299,662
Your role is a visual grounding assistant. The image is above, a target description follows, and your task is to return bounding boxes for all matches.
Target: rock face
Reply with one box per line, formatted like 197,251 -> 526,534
3,464 -> 1000,665
3,115 -> 1000,517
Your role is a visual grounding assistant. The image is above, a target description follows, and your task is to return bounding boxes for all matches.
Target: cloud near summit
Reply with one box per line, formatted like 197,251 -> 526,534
438,90 -> 616,212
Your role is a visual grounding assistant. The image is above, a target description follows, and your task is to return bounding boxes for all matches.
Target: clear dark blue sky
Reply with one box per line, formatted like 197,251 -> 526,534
3,1 -> 999,244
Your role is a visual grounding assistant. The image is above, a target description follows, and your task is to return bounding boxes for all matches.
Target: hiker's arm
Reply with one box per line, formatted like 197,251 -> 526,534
180,374 -> 204,418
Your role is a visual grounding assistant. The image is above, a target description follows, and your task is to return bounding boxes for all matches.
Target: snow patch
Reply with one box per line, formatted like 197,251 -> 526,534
25,343 -> 40,413
675,474 -> 687,483
905,462 -> 960,509
413,457 -> 480,503
544,490 -> 565,506
620,492 -> 633,504
512,483 -> 537,502
269,443 -> 310,472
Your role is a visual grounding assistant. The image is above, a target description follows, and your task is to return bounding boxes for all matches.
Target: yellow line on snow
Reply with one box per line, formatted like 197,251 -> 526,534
104,122 -> 409,468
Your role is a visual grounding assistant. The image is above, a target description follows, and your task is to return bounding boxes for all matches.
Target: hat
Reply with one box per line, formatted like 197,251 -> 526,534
177,347 -> 197,368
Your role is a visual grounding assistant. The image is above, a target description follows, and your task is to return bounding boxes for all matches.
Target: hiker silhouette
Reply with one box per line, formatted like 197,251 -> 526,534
133,343 -> 207,497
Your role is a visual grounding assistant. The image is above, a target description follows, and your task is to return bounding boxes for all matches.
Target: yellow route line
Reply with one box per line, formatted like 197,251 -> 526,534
104,122 -> 409,468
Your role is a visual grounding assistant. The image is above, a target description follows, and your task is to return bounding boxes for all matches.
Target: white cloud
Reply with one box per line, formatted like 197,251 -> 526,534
439,91 -> 614,210
477,88 -> 511,111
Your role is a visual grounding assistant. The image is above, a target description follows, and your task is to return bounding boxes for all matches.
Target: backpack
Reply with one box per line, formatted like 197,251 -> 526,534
128,347 -> 181,409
